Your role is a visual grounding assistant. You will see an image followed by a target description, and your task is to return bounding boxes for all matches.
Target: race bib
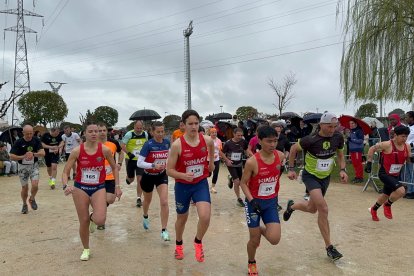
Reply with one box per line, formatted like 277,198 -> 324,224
389,164 -> 403,174
258,182 -> 276,197
231,152 -> 242,161
316,159 -> 333,171
105,165 -> 112,175
186,164 -> 204,178
81,170 -> 99,184
154,159 -> 167,166
22,157 -> 34,165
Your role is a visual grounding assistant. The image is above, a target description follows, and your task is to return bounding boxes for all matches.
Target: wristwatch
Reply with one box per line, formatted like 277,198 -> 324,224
151,163 -> 155,168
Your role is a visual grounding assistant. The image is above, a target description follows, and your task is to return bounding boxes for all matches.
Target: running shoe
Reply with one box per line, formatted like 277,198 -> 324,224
248,262 -> 258,276
50,179 -> 56,190
227,175 -> 233,189
21,204 -> 28,214
237,198 -> 245,207
89,215 -> 96,233
136,197 -> 142,208
30,198 -> 38,210
383,204 -> 393,219
210,187 -> 217,194
143,217 -> 150,230
277,204 -> 283,212
368,207 -> 379,221
126,179 -> 131,185
303,193 -> 310,201
174,245 -> 184,260
194,242 -> 205,262
80,249 -> 90,261
326,245 -> 343,261
48,179 -> 54,189
161,230 -> 170,241
283,200 -> 295,221
97,224 -> 106,230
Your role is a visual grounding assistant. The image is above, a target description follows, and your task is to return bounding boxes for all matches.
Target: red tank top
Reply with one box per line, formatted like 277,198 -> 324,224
144,149 -> 169,175
175,133 -> 209,184
249,151 -> 281,199
381,140 -> 408,176
76,143 -> 106,185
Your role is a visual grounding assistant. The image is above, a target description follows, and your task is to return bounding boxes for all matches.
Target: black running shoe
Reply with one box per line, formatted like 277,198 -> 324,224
30,199 -> 38,210
283,200 -> 295,221
277,204 -> 283,212
126,179 -> 131,185
227,175 -> 233,189
326,245 -> 343,261
237,198 -> 244,207
97,224 -> 106,230
136,197 -> 142,208
21,204 -> 28,214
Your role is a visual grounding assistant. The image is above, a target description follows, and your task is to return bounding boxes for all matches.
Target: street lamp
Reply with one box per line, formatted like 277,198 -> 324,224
220,105 -> 223,113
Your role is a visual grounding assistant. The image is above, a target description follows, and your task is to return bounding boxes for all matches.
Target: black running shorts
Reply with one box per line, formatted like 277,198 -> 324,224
140,172 -> 168,193
302,169 -> 330,196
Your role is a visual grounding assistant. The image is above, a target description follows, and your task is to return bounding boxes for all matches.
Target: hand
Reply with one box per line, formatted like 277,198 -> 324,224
365,161 -> 372,173
25,152 -> 34,160
64,185 -> 74,196
127,152 -> 135,159
182,172 -> 194,182
154,163 -> 165,170
115,186 -> 122,200
287,170 -> 297,180
225,159 -> 233,166
339,170 -> 348,183
249,198 -> 261,214
116,164 -> 121,171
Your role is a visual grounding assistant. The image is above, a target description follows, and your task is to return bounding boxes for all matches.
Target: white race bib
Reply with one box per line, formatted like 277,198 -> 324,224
258,182 -> 276,197
22,158 -> 34,165
105,165 -> 112,175
154,159 -> 167,166
81,170 -> 99,184
316,159 -> 333,172
186,164 -> 204,178
231,152 -> 242,161
389,164 -> 403,174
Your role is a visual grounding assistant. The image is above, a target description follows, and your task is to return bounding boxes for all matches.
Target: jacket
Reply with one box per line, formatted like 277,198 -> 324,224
348,127 -> 365,152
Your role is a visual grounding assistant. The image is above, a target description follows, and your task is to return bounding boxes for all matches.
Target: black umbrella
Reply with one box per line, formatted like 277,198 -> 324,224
279,112 -> 302,120
303,113 -> 323,124
213,112 -> 233,120
129,109 -> 161,121
0,126 -> 23,145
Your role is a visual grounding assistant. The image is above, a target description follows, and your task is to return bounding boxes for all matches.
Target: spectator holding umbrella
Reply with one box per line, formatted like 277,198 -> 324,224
348,120 -> 365,183
388,114 -> 402,138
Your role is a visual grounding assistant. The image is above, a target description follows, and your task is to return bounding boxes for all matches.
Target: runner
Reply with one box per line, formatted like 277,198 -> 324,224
221,127 -> 249,206
121,120 -> 149,207
62,122 -> 120,261
283,112 -> 348,261
365,125 -> 412,221
166,109 -> 215,262
97,123 -> 124,230
41,127 -> 64,189
137,121 -> 171,241
62,125 -> 82,180
171,120 -> 185,142
240,125 -> 284,276
209,128 -> 222,193
10,125 -> 45,214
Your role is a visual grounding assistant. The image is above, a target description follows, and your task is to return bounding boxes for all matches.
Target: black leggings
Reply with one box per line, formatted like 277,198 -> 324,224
211,160 -> 220,184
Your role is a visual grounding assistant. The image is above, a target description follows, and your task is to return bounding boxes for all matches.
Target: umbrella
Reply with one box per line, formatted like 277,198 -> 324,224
303,113 -> 323,124
251,117 -> 267,124
129,109 -> 161,121
339,115 -> 372,135
213,112 -> 232,120
0,126 -> 23,145
200,120 -> 214,129
362,117 -> 384,128
279,112 -> 302,120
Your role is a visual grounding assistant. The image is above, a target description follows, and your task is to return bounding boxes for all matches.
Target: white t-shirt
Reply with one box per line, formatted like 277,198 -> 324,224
62,132 -> 81,153
408,125 -> 414,146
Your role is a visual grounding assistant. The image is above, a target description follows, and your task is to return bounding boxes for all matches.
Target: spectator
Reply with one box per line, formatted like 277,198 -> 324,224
0,142 -> 17,176
348,120 -> 365,183
368,121 -> 380,147
298,119 -> 312,138
404,111 -> 414,199
284,120 -> 299,143
388,114 -> 402,139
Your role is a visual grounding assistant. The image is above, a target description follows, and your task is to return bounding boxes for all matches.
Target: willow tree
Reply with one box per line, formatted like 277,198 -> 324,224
338,0 -> 414,103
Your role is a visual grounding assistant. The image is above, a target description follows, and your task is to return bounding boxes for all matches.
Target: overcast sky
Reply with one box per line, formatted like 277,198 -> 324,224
0,0 -> 411,126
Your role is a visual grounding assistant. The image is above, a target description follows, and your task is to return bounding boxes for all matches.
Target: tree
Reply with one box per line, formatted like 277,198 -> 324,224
339,0 -> 414,103
79,109 -> 95,126
163,114 -> 181,130
388,108 -> 405,118
0,81 -> 25,120
235,106 -> 258,121
268,72 -> 297,115
59,121 -> 82,132
355,103 -> 378,118
93,106 -> 118,127
17,90 -> 68,126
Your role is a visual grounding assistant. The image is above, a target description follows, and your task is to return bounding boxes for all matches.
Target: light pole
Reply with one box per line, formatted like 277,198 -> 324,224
220,105 -> 223,113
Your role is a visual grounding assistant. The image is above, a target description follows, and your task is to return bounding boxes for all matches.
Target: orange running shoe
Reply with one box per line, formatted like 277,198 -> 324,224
248,262 -> 258,275
383,204 -> 393,219
194,242 -> 204,262
174,245 -> 184,260
369,207 -> 379,221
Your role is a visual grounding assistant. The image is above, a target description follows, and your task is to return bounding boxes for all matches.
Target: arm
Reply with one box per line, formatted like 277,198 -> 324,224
204,135 -> 215,172
246,143 -> 254,157
336,149 -> 348,183
103,145 -> 122,200
62,147 -> 80,194
239,157 -> 256,202
287,143 -> 300,180
34,148 -> 45,158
